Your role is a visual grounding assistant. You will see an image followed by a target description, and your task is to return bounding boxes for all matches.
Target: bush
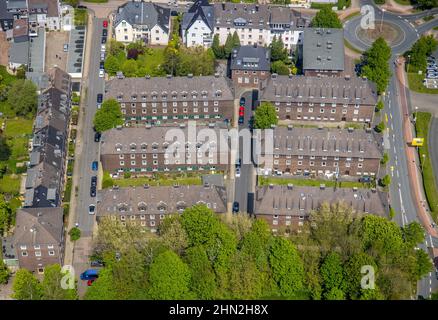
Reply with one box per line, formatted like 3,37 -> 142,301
381,152 -> 389,165
375,100 -> 384,112
124,172 -> 131,179
380,174 -> 391,187
69,227 -> 81,241
375,121 -> 386,133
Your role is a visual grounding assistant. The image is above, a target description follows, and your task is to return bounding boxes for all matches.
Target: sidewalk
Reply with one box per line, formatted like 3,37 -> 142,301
396,57 -> 438,237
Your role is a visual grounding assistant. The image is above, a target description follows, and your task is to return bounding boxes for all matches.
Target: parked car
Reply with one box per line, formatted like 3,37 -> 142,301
97,94 -> 103,103
87,279 -> 95,286
92,161 -> 98,171
232,202 -> 239,213
91,176 -> 97,187
99,69 -> 104,78
99,61 -> 104,70
89,204 -> 96,215
80,269 -> 99,280
90,260 -> 105,267
90,187 -> 96,198
101,37 -> 107,44
102,29 -> 107,37
236,158 -> 241,167
100,44 -> 106,52
63,44 -> 68,52
94,132 -> 101,142
103,20 -> 108,28
235,167 -> 241,177
239,105 -> 245,116
100,52 -> 105,60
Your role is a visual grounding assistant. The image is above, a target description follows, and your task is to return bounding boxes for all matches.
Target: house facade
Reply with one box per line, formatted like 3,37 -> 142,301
104,75 -> 235,126
260,75 -> 378,123
100,125 -> 230,175
113,0 -> 171,45
230,45 -> 271,89
258,126 -> 382,177
254,185 -> 388,233
97,184 -> 227,232
181,0 -> 214,48
12,207 -> 64,274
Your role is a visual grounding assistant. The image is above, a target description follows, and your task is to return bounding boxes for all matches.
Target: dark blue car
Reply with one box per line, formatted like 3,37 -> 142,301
80,269 -> 99,280
92,161 -> 98,171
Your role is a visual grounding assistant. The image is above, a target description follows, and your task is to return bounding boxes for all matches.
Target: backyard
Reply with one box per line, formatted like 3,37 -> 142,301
415,112 -> 438,221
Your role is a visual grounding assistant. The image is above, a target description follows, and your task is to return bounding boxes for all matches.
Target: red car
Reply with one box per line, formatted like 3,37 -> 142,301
103,20 -> 108,28
87,279 -> 95,286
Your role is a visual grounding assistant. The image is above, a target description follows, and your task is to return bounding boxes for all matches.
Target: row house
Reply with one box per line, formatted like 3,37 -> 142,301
258,126 -> 382,177
302,28 -> 345,77
182,1 -> 310,51
254,184 -> 388,233
12,207 -> 64,274
230,45 -> 271,89
113,0 -> 171,45
100,125 -> 230,175
11,67 -> 71,274
97,184 -> 227,232
260,75 -> 378,123
104,75 -> 234,126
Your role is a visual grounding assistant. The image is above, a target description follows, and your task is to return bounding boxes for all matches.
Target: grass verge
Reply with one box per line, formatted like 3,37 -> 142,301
258,176 -> 374,189
102,172 -> 203,189
407,72 -> 438,94
344,39 -> 363,55
415,112 -> 438,221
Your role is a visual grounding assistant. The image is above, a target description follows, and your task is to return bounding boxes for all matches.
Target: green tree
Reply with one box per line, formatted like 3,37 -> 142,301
311,6 -> 343,28
414,0 -> 438,9
159,216 -> 188,255
359,286 -> 385,300
271,60 -> 290,75
7,79 -> 38,117
0,195 -> 12,235
375,121 -> 385,133
343,252 -> 376,299
361,37 -> 392,94
93,99 -> 124,132
42,264 -> 78,300
270,36 -> 288,62
162,45 -> 180,76
380,174 -> 391,187
84,267 -> 117,300
104,55 -> 121,75
121,59 -> 138,77
148,250 -> 191,299
107,39 -> 125,56
240,219 -> 272,271
232,31 -> 241,48
212,34 -> 224,59
381,152 -> 389,165
0,254 -> 10,284
184,245 -> 216,299
16,65 -> 26,79
324,287 -> 345,300
68,227 -> 81,241
254,102 -> 278,129
412,249 -> 433,280
402,222 -> 425,248
405,35 -> 437,73
320,252 -> 346,294
269,237 -> 304,297
224,33 -> 234,58
228,252 -> 263,299
360,215 -> 403,255
12,269 -> 42,300
375,100 -> 384,112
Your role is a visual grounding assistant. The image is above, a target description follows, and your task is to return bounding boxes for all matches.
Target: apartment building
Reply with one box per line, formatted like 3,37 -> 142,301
254,185 -> 388,233
113,0 -> 171,45
213,3 -> 309,52
302,28 -> 345,77
230,45 -> 271,89
97,184 -> 227,232
28,0 -> 61,31
260,75 -> 378,123
104,75 -> 234,126
181,0 -> 214,47
12,207 -> 64,274
100,125 -> 230,175
0,0 -> 14,31
258,126 -> 382,177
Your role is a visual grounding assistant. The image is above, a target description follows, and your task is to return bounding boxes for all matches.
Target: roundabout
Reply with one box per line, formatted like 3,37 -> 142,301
355,21 -> 405,47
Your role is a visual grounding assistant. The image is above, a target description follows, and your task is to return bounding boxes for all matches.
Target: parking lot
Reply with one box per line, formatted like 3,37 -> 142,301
45,31 -> 69,72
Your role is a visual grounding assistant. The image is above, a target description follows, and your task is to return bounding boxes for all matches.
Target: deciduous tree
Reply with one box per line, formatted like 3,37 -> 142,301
12,269 -> 42,300
311,6 -> 342,28
93,99 -> 124,132
254,102 -> 278,129
42,264 -> 78,300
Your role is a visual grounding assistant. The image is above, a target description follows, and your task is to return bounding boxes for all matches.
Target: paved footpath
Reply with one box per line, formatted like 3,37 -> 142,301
396,57 -> 438,236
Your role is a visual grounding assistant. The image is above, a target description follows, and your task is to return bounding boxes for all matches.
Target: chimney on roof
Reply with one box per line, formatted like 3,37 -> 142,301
143,184 -> 149,189
345,75 -> 351,80
289,73 -> 293,79
287,124 -> 293,130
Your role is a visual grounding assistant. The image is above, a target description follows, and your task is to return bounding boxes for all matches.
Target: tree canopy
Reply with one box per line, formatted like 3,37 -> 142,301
405,35 -> 437,73
41,264 -> 78,300
12,269 -> 42,300
7,79 -> 38,117
311,7 -> 343,28
254,102 -> 278,129
93,99 -> 124,132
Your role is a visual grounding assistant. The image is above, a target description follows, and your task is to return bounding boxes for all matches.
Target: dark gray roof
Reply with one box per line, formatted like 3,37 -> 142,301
97,185 -> 228,218
230,45 -> 271,71
105,75 -> 234,102
255,185 -> 388,217
13,207 -> 63,246
6,0 -> 27,10
8,41 -> 29,65
182,0 -> 214,31
262,127 -> 382,159
26,72 -> 50,91
114,1 -> 170,33
303,28 -> 344,71
0,0 -> 14,20
260,75 -> 378,106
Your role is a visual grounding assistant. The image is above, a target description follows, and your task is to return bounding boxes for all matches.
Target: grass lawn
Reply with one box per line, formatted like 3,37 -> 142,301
258,176 -> 373,189
2,118 -> 33,167
407,72 -> 438,94
0,174 -> 21,195
102,172 -> 203,189
0,66 -> 17,86
341,10 -> 361,21
74,8 -> 88,26
3,118 -> 33,137
415,112 -> 438,221
393,0 -> 412,5
136,48 -> 166,76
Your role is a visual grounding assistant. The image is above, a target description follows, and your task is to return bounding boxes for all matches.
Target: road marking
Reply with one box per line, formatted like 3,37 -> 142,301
397,170 -> 399,178
430,235 -> 434,248
391,123 -> 394,130
399,188 -> 406,227
394,145 -> 396,153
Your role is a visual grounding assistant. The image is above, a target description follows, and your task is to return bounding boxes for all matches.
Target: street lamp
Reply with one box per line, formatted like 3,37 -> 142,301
407,54 -> 411,73
380,8 -> 386,32
414,106 -> 418,123
421,154 -> 426,172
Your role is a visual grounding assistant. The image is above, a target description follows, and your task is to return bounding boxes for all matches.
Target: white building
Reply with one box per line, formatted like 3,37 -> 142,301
28,0 -> 62,31
113,1 -> 171,46
181,0 -> 214,48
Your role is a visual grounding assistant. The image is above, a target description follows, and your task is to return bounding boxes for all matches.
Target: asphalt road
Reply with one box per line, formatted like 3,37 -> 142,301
233,90 -> 256,214
75,17 -> 105,237
429,117 -> 438,210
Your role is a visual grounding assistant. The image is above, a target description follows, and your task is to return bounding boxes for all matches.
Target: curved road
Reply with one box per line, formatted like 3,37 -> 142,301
344,0 -> 438,298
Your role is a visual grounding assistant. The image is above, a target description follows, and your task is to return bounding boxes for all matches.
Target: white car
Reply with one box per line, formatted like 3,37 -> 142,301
100,52 -> 105,60
100,44 -> 106,52
88,204 -> 96,215
235,167 -> 241,178
99,69 -> 104,78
